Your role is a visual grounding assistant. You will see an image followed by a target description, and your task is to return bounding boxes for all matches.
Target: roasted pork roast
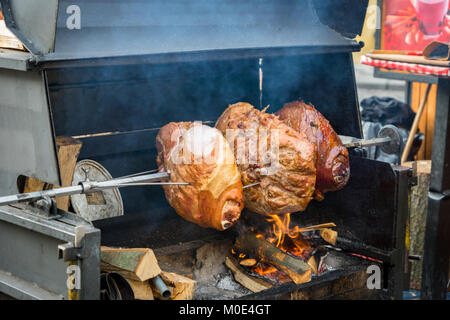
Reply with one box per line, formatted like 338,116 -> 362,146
276,100 -> 350,201
156,122 -> 244,230
215,102 -> 317,216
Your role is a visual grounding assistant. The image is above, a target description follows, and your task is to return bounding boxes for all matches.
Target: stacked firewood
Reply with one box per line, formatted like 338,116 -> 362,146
100,246 -> 196,300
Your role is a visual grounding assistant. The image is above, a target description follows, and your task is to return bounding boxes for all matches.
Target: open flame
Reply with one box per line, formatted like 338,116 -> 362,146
248,213 -> 313,280
265,213 -> 313,259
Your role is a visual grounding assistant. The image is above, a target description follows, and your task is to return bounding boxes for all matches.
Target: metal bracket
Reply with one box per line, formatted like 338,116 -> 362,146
57,225 -> 88,262
58,243 -> 81,262
408,166 -> 418,188
25,196 -> 61,220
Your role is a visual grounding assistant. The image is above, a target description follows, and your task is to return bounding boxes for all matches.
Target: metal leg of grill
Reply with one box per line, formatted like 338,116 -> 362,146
421,78 -> 450,300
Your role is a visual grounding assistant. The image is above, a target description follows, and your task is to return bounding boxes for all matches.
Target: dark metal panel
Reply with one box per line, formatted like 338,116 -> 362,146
291,157 -> 398,252
421,193 -> 450,300
47,59 -> 258,136
0,69 -> 60,196
312,0 -> 369,38
388,165 -> 410,300
264,52 -> 362,138
429,78 -> 450,193
38,0 -> 358,65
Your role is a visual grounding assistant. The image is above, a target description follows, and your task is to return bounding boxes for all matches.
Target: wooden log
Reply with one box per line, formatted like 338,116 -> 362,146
225,256 -> 272,293
152,271 -> 196,300
296,223 -> 336,233
21,136 -> 82,211
403,160 -> 431,290
100,246 -> 162,281
235,232 -> 311,285
319,228 -> 338,246
124,278 -> 154,300
401,84 -> 431,164
307,256 -> 318,275
22,177 -> 48,194
54,136 -> 83,210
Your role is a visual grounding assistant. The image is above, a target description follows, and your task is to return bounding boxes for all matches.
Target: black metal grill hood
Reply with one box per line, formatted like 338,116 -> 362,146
1,0 -> 368,67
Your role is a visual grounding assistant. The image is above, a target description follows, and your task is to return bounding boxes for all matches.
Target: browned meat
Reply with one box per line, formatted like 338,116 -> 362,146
276,101 -> 350,201
156,122 -> 244,230
215,102 -> 317,216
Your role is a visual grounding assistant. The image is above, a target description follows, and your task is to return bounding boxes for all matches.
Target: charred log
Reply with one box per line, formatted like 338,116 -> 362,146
234,232 -> 311,285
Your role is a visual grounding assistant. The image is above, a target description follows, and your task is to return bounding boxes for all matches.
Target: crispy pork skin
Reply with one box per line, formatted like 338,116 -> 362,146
156,122 -> 244,231
215,102 -> 316,216
276,101 -> 350,201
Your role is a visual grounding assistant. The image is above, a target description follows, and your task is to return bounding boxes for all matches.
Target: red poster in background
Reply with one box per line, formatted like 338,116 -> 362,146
383,0 -> 450,50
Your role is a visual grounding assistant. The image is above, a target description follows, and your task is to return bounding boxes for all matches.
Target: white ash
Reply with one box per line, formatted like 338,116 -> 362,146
216,270 -> 250,294
194,271 -> 252,300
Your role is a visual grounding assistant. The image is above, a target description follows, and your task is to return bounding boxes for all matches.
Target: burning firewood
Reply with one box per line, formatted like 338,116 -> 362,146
225,256 -> 273,293
234,232 -> 311,285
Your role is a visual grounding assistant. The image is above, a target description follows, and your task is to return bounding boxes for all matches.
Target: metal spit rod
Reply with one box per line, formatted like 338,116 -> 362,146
342,137 -> 392,149
0,169 -> 260,207
0,171 -> 177,207
72,124 -> 398,151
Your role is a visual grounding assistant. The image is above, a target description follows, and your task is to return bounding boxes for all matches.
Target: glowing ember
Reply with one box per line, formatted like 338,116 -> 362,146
250,262 -> 291,284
